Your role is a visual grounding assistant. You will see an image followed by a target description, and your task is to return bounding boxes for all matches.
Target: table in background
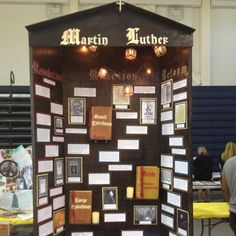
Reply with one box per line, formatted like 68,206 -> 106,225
193,172 -> 221,190
193,180 -> 221,190
193,202 -> 229,236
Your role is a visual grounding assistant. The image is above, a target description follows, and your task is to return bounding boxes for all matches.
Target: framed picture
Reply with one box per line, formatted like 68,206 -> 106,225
177,208 -> 189,236
133,205 -> 157,225
140,98 -> 157,124
102,186 -> 118,210
36,174 -> 48,207
174,160 -> 189,176
0,160 -> 19,178
54,158 -> 64,186
161,154 -> 174,169
175,101 -> 187,129
161,168 -> 173,191
66,157 -> 83,183
167,191 -> 182,208
112,85 -> 130,110
173,177 -> 189,192
161,212 -> 174,229
53,208 -> 65,235
161,79 -> 173,110
68,97 -> 86,124
54,116 -> 64,135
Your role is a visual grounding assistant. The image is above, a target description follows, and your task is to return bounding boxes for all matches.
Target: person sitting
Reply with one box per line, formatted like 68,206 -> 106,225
219,141 -> 236,169
193,146 -> 212,202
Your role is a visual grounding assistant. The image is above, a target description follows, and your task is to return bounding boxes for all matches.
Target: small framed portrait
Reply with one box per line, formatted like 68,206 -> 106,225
134,205 -> 157,225
36,174 -> 48,207
161,168 -> 173,191
66,157 -> 83,183
175,101 -> 188,130
54,158 -> 64,186
140,98 -> 157,124
112,85 -> 130,110
54,116 -> 64,135
53,208 -> 65,235
161,79 -> 173,110
19,165 -> 33,190
177,208 -> 189,236
68,97 -> 86,124
102,186 -> 118,210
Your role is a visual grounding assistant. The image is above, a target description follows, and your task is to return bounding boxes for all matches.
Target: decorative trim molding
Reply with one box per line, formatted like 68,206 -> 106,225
0,0 -> 68,4
79,0 -> 202,8
211,0 -> 236,8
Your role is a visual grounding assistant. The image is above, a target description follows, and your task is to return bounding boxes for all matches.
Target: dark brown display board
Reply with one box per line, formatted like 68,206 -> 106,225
26,2 -> 194,236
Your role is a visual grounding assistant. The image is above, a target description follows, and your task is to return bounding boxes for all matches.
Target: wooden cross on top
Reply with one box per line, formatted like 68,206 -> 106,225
116,0 -> 125,12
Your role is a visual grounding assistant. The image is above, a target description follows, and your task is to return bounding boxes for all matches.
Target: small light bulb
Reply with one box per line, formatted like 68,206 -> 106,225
88,46 -> 97,53
80,46 -> 88,53
123,85 -> 134,96
98,68 -> 108,79
146,68 -> 152,74
125,48 -> 137,60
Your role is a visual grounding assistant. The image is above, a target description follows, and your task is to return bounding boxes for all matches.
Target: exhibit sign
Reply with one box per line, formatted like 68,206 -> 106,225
60,28 -> 168,46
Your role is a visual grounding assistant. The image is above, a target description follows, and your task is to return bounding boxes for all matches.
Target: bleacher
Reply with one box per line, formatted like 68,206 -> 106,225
0,86 -> 31,149
192,86 -> 236,171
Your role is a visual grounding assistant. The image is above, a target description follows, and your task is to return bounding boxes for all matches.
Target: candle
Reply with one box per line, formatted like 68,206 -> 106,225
126,187 -> 134,199
92,211 -> 100,224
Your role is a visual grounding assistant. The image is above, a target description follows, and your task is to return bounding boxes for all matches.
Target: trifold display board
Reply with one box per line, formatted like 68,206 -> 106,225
26,2 -> 194,236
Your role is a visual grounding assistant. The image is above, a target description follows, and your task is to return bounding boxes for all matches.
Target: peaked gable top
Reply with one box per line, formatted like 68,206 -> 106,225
26,1 -> 195,47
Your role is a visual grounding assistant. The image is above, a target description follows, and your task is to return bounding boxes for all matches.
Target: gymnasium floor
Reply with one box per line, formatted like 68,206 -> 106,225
193,190 -> 234,236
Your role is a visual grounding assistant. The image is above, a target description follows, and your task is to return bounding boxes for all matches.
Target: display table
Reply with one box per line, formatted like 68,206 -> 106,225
0,209 -> 32,224
193,202 -> 229,236
0,210 -> 33,235
0,214 -> 33,225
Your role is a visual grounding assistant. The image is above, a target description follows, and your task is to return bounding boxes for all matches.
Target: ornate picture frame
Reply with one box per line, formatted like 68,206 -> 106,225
54,116 -> 64,135
134,205 -> 157,225
54,158 -> 64,186
177,208 -> 189,236
66,157 -> 83,183
140,98 -> 157,124
112,85 -> 130,110
161,79 -> 173,110
68,97 -> 86,124
102,186 -> 118,210
53,208 -> 66,235
175,101 -> 188,130
36,174 -> 48,207
161,168 -> 173,191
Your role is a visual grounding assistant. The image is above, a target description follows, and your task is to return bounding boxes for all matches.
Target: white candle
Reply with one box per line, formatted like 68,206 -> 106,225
126,187 -> 134,199
92,211 -> 100,224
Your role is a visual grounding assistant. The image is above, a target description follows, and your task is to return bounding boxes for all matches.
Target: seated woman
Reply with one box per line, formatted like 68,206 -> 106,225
220,141 -> 236,169
193,146 -> 212,202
